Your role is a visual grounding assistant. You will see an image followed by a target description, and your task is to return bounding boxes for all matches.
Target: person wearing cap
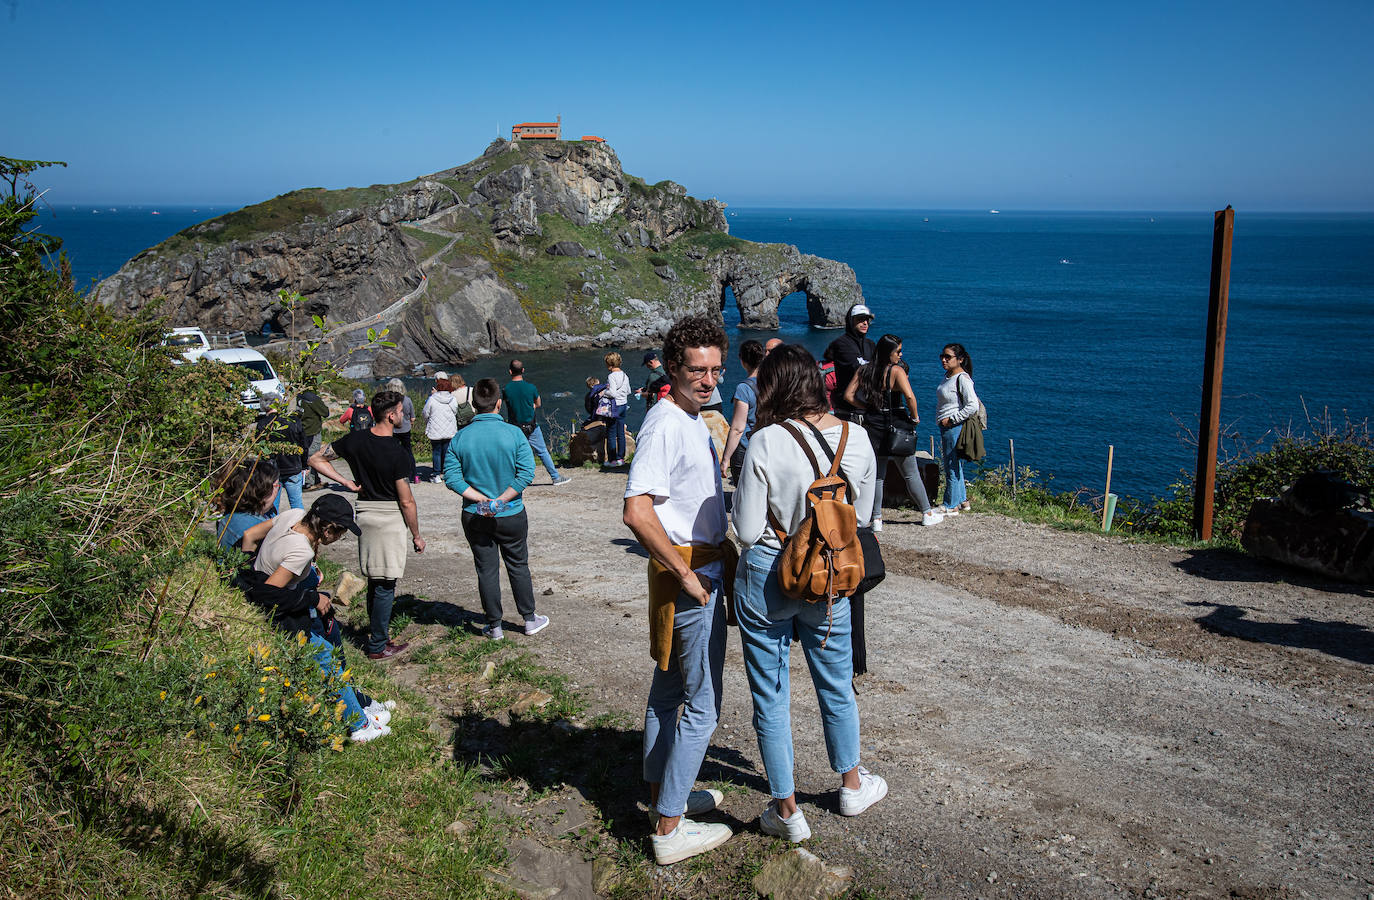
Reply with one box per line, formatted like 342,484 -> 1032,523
308,390 -> 426,661
254,391 -> 308,512
823,304 -> 876,423
239,493 -> 395,743
637,350 -> 670,409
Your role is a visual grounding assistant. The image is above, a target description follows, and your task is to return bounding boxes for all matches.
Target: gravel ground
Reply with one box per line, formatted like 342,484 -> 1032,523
321,466 -> 1374,899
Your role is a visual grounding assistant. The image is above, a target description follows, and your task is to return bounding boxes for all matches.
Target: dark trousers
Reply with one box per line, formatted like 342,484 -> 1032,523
850,590 -> 868,676
461,509 -> 536,627
365,578 -> 396,655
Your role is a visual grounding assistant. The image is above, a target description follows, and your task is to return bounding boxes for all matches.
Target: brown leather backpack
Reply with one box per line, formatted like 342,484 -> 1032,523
770,421 -> 865,609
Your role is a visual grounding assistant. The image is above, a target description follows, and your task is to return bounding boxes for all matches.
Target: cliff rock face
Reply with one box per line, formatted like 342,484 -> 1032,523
95,140 -> 864,376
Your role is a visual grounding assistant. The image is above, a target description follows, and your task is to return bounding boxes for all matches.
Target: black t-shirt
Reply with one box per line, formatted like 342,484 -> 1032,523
825,331 -> 876,413
255,411 -> 307,477
331,430 -> 411,501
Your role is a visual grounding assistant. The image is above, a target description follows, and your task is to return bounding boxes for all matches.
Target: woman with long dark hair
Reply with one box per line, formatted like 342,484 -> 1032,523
935,343 -> 980,513
842,333 -> 943,530
212,458 -> 280,550
731,344 -> 887,842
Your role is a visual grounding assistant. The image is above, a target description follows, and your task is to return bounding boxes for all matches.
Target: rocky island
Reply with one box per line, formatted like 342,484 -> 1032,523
94,140 -> 865,376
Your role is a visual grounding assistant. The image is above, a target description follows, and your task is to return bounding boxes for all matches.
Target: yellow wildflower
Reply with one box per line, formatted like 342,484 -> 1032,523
329,735 -> 345,752
233,724 -> 240,733
340,668 -> 352,681
193,696 -> 202,706
257,713 -> 271,722
262,666 -> 277,672
296,633 -> 307,646
283,679 -> 291,687
204,672 -> 217,679
159,690 -> 167,701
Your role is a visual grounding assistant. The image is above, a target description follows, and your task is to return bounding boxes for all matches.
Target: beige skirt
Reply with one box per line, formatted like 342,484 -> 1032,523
355,500 -> 408,580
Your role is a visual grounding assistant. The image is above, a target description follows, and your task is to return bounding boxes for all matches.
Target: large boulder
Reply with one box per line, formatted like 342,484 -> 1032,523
1241,472 -> 1374,583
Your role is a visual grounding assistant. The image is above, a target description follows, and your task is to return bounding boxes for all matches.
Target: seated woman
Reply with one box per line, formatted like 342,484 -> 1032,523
731,344 -> 888,841
212,458 -> 280,551
237,493 -> 395,743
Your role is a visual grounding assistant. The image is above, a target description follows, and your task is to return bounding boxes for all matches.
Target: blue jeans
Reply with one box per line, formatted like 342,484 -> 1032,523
609,414 -> 626,461
735,544 -> 860,799
430,438 -> 451,477
308,633 -> 367,731
365,578 -> 396,654
643,576 -> 726,818
527,426 -> 560,479
275,471 -> 304,512
940,423 -> 966,508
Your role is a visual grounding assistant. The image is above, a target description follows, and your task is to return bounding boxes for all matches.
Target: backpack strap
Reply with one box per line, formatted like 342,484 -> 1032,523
779,421 -> 823,478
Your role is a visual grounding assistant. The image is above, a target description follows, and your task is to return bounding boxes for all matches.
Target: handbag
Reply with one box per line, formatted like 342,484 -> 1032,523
880,409 -> 918,457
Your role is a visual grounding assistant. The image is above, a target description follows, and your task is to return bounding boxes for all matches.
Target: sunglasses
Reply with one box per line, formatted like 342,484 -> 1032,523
940,353 -> 957,360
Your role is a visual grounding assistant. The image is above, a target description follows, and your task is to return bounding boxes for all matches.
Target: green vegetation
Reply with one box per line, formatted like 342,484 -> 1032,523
401,225 -> 453,262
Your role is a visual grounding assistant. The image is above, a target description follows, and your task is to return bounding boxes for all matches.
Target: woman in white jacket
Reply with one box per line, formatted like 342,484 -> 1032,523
423,376 -> 461,483
603,351 -> 632,466
731,344 -> 888,843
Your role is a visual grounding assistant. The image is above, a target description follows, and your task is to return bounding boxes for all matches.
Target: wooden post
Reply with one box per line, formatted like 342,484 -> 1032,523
1102,445 -> 1115,529
1009,438 -> 1017,500
1193,207 -> 1234,541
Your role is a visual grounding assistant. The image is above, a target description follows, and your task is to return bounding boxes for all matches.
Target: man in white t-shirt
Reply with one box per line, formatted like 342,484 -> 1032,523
622,314 -> 734,866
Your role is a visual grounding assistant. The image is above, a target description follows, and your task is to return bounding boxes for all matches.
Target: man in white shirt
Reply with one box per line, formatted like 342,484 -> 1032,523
622,315 -> 734,866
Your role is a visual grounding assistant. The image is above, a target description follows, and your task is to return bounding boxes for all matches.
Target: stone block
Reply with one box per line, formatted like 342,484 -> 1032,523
334,571 -> 366,605
752,848 -> 853,900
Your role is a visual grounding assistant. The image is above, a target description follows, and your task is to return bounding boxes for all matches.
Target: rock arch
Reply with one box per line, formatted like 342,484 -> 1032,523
710,245 -> 863,331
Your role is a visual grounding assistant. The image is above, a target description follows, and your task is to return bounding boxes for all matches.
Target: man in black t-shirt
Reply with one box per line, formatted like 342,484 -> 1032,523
308,389 -> 426,660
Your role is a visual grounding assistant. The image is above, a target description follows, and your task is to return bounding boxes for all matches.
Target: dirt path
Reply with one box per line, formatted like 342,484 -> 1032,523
321,467 -> 1374,899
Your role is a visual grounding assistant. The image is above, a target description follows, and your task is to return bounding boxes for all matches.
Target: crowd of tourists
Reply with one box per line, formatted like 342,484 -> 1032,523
210,302 -> 981,862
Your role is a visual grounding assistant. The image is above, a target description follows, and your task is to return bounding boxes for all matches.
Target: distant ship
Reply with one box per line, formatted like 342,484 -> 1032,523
151,211 -> 161,215
989,209 -> 1000,214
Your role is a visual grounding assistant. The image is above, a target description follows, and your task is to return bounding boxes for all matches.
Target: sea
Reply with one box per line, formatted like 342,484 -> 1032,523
41,203 -> 1374,502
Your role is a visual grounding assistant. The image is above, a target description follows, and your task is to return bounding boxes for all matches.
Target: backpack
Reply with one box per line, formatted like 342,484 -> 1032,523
769,420 -> 865,624
453,387 -> 475,429
348,403 -> 374,431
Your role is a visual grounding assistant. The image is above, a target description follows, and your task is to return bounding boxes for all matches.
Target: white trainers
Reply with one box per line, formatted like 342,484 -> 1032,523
650,788 -> 723,822
940,506 -> 959,517
349,718 -> 392,743
482,624 -> 504,641
839,767 -> 888,816
365,700 -> 392,727
871,517 -> 883,533
650,817 -> 732,865
523,614 -> 550,636
759,800 -> 811,842
921,509 -> 945,526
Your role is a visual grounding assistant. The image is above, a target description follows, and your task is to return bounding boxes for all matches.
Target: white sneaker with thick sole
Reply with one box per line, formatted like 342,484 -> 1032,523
871,518 -> 883,533
651,818 -> 732,865
839,767 -> 888,816
759,800 -> 811,842
365,700 -> 392,727
921,510 -> 945,526
349,719 -> 392,743
941,506 -> 959,517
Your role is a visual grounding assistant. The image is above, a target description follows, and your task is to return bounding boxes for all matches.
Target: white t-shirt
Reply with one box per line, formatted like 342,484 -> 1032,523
625,398 -> 727,574
253,507 -> 314,587
732,420 -> 877,551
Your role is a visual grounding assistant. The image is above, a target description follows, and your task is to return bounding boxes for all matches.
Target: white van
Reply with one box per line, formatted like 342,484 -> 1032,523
162,327 -> 210,364
201,348 -> 285,409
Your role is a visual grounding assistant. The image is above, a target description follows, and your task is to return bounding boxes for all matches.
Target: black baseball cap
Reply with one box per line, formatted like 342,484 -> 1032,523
642,350 -> 659,365
311,493 -> 361,535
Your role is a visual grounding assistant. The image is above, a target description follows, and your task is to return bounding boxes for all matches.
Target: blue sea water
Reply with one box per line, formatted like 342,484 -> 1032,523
41,204 -> 1374,502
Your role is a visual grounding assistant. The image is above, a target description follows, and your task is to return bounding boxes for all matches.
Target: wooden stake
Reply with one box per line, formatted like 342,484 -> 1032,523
1009,438 -> 1017,500
1102,444 -> 1115,529
1193,207 -> 1234,541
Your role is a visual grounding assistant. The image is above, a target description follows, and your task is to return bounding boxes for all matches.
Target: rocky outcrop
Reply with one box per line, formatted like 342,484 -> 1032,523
94,140 -> 865,376
1242,472 -> 1374,583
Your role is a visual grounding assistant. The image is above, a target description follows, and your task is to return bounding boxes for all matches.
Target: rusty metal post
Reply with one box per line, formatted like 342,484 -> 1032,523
1193,207 -> 1234,540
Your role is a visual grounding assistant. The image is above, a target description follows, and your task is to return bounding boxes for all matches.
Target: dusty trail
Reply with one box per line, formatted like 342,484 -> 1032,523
321,467 -> 1374,899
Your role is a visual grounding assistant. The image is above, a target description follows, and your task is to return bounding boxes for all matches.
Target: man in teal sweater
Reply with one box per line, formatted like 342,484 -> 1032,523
444,377 -> 548,640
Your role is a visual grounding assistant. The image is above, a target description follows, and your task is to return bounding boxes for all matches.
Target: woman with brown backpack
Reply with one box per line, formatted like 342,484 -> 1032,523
731,344 -> 888,843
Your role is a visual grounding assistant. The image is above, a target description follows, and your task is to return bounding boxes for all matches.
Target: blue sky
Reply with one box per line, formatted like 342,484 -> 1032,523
5,0 -> 1372,210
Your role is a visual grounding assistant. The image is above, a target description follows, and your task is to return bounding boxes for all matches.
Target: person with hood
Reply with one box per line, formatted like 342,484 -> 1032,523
823,304 -> 877,424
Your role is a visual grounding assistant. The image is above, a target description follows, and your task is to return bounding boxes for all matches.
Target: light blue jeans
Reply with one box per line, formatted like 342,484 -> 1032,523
308,633 -> 367,731
527,426 -> 560,480
275,471 -> 304,512
940,423 -> 967,509
643,575 -> 726,818
735,544 -> 860,799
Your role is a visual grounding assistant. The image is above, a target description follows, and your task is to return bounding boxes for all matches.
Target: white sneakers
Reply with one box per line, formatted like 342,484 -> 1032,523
651,818 -> 733,865
365,699 -> 395,727
921,509 -> 945,526
649,788 -> 723,823
349,717 -> 391,743
871,518 -> 883,533
839,767 -> 888,816
523,614 -> 550,636
759,800 -> 811,842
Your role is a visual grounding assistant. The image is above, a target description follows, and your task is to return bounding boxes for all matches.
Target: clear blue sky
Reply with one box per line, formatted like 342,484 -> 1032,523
6,0 -> 1372,210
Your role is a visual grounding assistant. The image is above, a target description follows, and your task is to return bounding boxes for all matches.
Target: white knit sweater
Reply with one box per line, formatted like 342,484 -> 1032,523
733,420 -> 877,550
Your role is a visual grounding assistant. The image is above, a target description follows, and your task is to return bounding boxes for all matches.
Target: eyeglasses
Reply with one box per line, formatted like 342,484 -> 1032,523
682,366 -> 725,380
940,353 -> 957,361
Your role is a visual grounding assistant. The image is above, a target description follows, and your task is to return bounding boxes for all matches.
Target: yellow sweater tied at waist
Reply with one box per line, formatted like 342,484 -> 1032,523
646,542 -> 738,671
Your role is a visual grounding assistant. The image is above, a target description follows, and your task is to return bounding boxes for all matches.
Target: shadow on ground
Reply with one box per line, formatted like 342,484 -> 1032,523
1174,548 -> 1373,598
1188,601 -> 1374,666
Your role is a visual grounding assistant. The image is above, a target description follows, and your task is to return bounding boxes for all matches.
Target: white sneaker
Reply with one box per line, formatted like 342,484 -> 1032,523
523,614 -> 550,636
349,718 -> 392,743
839,767 -> 888,816
871,517 -> 883,533
482,624 -> 504,641
650,818 -> 732,865
759,800 -> 811,842
365,700 -> 392,727
921,510 -> 945,526
941,506 -> 959,517
431,475 -> 444,484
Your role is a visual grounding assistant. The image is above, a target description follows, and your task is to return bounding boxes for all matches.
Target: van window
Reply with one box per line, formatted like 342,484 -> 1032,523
164,334 -> 205,348
230,360 -> 275,380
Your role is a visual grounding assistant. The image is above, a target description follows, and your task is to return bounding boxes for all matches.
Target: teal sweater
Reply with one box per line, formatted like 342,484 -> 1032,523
443,413 -> 535,516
